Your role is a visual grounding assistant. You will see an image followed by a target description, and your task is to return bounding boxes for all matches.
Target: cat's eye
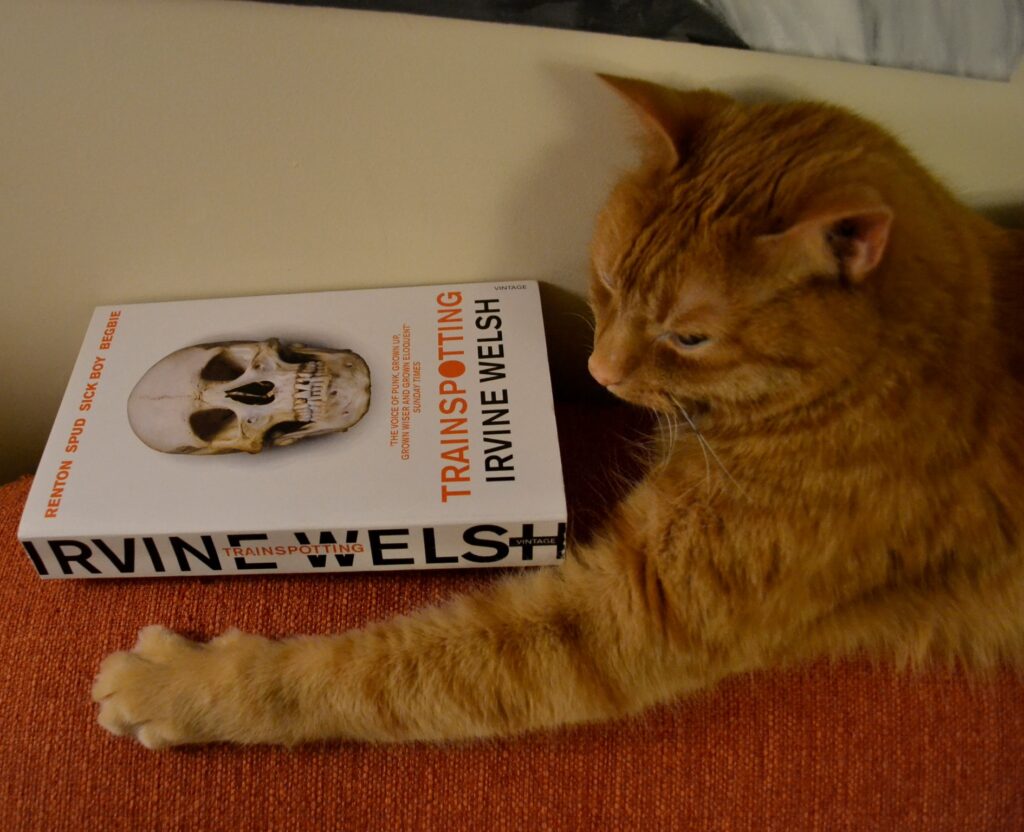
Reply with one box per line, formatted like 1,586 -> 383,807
668,333 -> 710,350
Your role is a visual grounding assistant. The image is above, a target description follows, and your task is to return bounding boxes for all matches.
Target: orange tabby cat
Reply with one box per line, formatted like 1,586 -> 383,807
93,76 -> 1024,748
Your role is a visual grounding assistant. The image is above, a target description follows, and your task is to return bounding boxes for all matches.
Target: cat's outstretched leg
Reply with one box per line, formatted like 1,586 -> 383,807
92,536 -> 701,748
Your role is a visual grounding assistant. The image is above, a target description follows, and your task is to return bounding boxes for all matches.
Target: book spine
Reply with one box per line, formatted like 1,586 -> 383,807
19,519 -> 567,579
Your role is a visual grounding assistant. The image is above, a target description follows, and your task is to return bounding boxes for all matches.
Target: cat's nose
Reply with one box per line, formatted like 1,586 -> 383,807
588,355 -> 622,388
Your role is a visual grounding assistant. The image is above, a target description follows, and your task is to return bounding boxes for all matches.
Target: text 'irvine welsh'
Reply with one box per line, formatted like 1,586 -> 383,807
435,292 -> 516,502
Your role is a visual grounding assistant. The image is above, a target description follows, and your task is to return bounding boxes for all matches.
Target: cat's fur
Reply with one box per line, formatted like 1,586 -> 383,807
93,77 -> 1024,749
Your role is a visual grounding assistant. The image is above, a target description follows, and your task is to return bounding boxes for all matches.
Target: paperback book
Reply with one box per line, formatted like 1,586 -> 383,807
19,281 -> 566,579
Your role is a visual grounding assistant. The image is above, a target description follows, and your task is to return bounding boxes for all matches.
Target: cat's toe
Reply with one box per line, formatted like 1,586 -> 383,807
134,624 -> 200,659
92,628 -> 205,748
92,649 -> 143,702
93,653 -> 159,738
93,652 -> 161,735
95,684 -> 140,737
134,720 -> 186,751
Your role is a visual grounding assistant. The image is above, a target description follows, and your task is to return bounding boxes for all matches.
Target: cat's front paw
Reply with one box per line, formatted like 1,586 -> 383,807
92,625 -> 227,749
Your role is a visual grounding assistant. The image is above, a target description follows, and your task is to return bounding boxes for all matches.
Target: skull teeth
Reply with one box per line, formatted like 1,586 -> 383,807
294,361 -> 330,422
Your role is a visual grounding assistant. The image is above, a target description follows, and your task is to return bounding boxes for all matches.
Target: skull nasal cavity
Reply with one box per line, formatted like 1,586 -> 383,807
225,381 -> 276,405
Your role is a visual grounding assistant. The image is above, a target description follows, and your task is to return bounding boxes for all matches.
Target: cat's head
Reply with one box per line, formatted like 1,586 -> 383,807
589,76 -> 908,419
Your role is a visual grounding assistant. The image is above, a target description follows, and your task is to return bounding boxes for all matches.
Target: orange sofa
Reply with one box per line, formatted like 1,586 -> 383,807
1,406 -> 1021,831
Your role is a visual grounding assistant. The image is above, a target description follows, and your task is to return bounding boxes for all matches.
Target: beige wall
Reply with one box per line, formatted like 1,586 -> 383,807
2,0 -> 1023,482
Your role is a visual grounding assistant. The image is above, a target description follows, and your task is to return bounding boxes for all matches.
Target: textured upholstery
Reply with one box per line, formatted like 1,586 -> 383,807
1,406 -> 1021,831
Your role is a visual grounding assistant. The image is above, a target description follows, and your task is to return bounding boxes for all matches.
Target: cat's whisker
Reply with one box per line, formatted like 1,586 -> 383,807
653,409 -> 670,468
668,410 -> 682,461
568,312 -> 597,334
694,432 -> 712,495
668,397 -> 711,494
648,406 -> 676,470
666,410 -> 683,467
671,396 -> 746,498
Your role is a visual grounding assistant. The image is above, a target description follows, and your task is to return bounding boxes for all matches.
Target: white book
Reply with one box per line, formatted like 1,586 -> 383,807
19,281 -> 566,578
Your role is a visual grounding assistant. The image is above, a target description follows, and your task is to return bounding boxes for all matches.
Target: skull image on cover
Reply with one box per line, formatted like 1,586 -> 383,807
127,339 -> 371,454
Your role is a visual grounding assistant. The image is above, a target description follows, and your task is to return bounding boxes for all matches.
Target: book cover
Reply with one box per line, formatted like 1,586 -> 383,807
18,281 -> 566,579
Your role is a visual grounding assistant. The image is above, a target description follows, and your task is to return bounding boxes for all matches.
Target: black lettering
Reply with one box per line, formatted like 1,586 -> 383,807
234,557 -> 278,571
475,314 -> 502,331
142,538 -> 167,573
484,453 -> 515,474
483,435 -> 513,454
92,538 -> 137,573
509,523 -> 566,561
295,530 -> 357,567
21,541 -> 49,576
478,362 -> 506,383
477,342 -> 504,360
170,536 -> 221,572
225,533 -> 279,568
369,529 -> 415,566
423,527 -> 457,564
462,525 -> 509,563
226,532 -> 278,568
49,539 -> 101,575
474,297 -> 501,314
481,408 -> 511,426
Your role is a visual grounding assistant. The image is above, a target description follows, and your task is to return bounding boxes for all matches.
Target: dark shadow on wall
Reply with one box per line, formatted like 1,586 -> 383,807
245,0 -> 749,50
982,203 -> 1024,229
539,281 -> 612,405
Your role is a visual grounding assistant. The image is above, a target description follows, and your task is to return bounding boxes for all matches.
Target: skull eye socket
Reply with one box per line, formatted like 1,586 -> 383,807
189,408 -> 238,442
200,351 -> 246,382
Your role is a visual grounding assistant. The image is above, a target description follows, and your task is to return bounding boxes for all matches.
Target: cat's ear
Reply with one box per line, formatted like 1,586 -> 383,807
762,188 -> 894,283
599,74 -> 732,169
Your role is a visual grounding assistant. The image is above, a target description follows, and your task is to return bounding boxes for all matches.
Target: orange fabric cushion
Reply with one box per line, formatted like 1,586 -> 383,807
2,406 -> 1022,830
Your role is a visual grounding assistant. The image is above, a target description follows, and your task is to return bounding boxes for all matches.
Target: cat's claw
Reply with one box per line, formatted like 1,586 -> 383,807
92,625 -> 209,749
